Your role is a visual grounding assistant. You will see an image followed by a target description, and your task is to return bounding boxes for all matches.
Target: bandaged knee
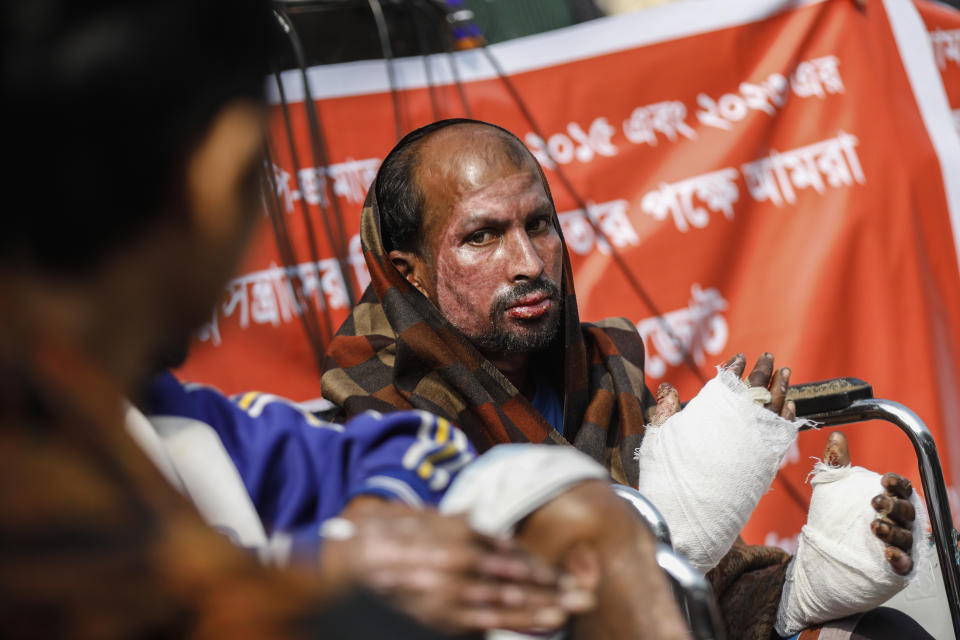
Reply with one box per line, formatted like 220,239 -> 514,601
775,463 -> 928,636
634,369 -> 806,573
438,443 -> 609,536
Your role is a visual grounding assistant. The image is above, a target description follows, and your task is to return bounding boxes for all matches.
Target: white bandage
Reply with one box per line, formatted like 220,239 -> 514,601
438,443 -> 609,537
437,446 -> 614,640
774,463 -> 928,636
634,369 -> 807,573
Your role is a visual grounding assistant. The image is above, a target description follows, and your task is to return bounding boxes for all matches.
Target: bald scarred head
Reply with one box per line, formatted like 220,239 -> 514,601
377,120 -> 542,255
378,119 -> 563,359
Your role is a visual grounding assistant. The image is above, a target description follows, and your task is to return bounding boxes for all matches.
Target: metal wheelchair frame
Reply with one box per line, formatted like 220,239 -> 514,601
612,484 -> 727,640
613,383 -> 960,640
799,397 -> 960,639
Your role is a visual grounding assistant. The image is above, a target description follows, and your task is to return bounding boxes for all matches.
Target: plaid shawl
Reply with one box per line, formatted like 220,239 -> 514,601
322,176 -> 793,639
322,184 -> 657,486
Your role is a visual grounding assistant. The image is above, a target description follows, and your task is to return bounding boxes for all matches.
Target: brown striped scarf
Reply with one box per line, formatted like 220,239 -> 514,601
322,182 -> 659,486
322,175 -> 794,639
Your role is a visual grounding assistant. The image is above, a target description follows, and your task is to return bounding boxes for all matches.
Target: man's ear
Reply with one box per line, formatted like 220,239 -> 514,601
388,250 -> 431,298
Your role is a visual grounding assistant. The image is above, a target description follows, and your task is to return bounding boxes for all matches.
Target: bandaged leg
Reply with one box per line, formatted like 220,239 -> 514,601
437,445 -> 606,640
774,463 -> 928,637
634,369 -> 808,573
438,444 -> 609,536
440,444 -> 690,640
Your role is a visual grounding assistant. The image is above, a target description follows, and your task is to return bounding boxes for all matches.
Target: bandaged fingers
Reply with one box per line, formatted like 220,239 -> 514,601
822,433 -> 917,575
722,352 -> 795,418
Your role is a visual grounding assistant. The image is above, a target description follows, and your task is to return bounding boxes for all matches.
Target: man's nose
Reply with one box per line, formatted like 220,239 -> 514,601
506,229 -> 545,281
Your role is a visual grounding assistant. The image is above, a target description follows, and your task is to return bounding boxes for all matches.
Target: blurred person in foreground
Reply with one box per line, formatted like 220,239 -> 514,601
0,2 -> 640,637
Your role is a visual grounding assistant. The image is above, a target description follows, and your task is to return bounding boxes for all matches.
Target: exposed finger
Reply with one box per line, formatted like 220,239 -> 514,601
475,550 -> 562,587
765,367 -> 790,414
389,581 -> 555,634
477,605 -> 569,633
651,382 -> 681,426
722,353 -> 746,378
885,546 -> 914,575
882,473 -> 913,500
872,495 -> 915,526
377,540 -> 481,574
436,599 -> 569,633
747,352 -> 775,388
397,566 -> 452,592
557,575 -> 597,614
460,579 -> 569,610
824,431 -> 850,467
375,511 -> 473,543
367,568 -> 403,592
780,399 -> 796,421
871,518 -> 914,552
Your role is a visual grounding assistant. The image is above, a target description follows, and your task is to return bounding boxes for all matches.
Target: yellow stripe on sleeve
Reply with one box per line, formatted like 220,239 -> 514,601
237,391 -> 260,411
434,417 -> 450,444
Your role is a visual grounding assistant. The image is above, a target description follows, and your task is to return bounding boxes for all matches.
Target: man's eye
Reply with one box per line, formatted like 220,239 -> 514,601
527,218 -> 549,234
467,230 -> 496,245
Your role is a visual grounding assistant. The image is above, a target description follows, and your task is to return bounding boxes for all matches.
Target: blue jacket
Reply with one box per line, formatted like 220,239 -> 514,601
144,373 -> 476,560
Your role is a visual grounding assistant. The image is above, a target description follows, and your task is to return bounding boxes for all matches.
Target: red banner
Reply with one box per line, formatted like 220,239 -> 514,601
179,0 -> 960,548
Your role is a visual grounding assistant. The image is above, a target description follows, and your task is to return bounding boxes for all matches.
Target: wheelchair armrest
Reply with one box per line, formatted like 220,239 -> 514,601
786,377 -> 873,417
786,383 -> 960,638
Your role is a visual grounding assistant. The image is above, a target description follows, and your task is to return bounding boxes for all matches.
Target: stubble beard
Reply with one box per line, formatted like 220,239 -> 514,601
466,277 -> 562,354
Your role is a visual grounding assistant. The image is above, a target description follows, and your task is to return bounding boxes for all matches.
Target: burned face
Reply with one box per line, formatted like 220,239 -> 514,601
414,131 -> 564,355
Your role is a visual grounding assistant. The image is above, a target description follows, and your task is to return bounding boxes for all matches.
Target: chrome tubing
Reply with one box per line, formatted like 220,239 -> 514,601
614,485 -> 724,638
655,543 -> 727,640
611,484 -> 672,546
800,398 -> 960,639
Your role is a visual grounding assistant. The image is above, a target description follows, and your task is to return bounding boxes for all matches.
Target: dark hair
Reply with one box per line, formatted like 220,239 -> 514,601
376,118 -> 534,255
1,0 -> 279,272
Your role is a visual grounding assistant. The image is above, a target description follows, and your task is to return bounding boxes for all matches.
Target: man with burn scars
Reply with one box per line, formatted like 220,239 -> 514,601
322,119 -> 929,640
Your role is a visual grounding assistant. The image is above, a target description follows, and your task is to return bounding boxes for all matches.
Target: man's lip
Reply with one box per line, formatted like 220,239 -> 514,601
508,291 -> 549,308
506,293 -> 553,319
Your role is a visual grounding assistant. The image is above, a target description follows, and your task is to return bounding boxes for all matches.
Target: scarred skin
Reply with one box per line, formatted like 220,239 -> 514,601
429,170 -> 561,335
389,125 -> 562,395
824,432 -> 851,467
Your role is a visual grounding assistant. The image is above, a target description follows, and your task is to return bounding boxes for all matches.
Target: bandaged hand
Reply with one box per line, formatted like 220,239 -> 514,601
724,351 -> 797,420
775,433 -> 927,636
827,431 -> 917,574
635,352 -> 805,573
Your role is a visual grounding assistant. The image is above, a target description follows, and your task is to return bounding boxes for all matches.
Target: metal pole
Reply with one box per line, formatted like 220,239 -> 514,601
655,544 -> 727,640
611,483 -> 672,546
